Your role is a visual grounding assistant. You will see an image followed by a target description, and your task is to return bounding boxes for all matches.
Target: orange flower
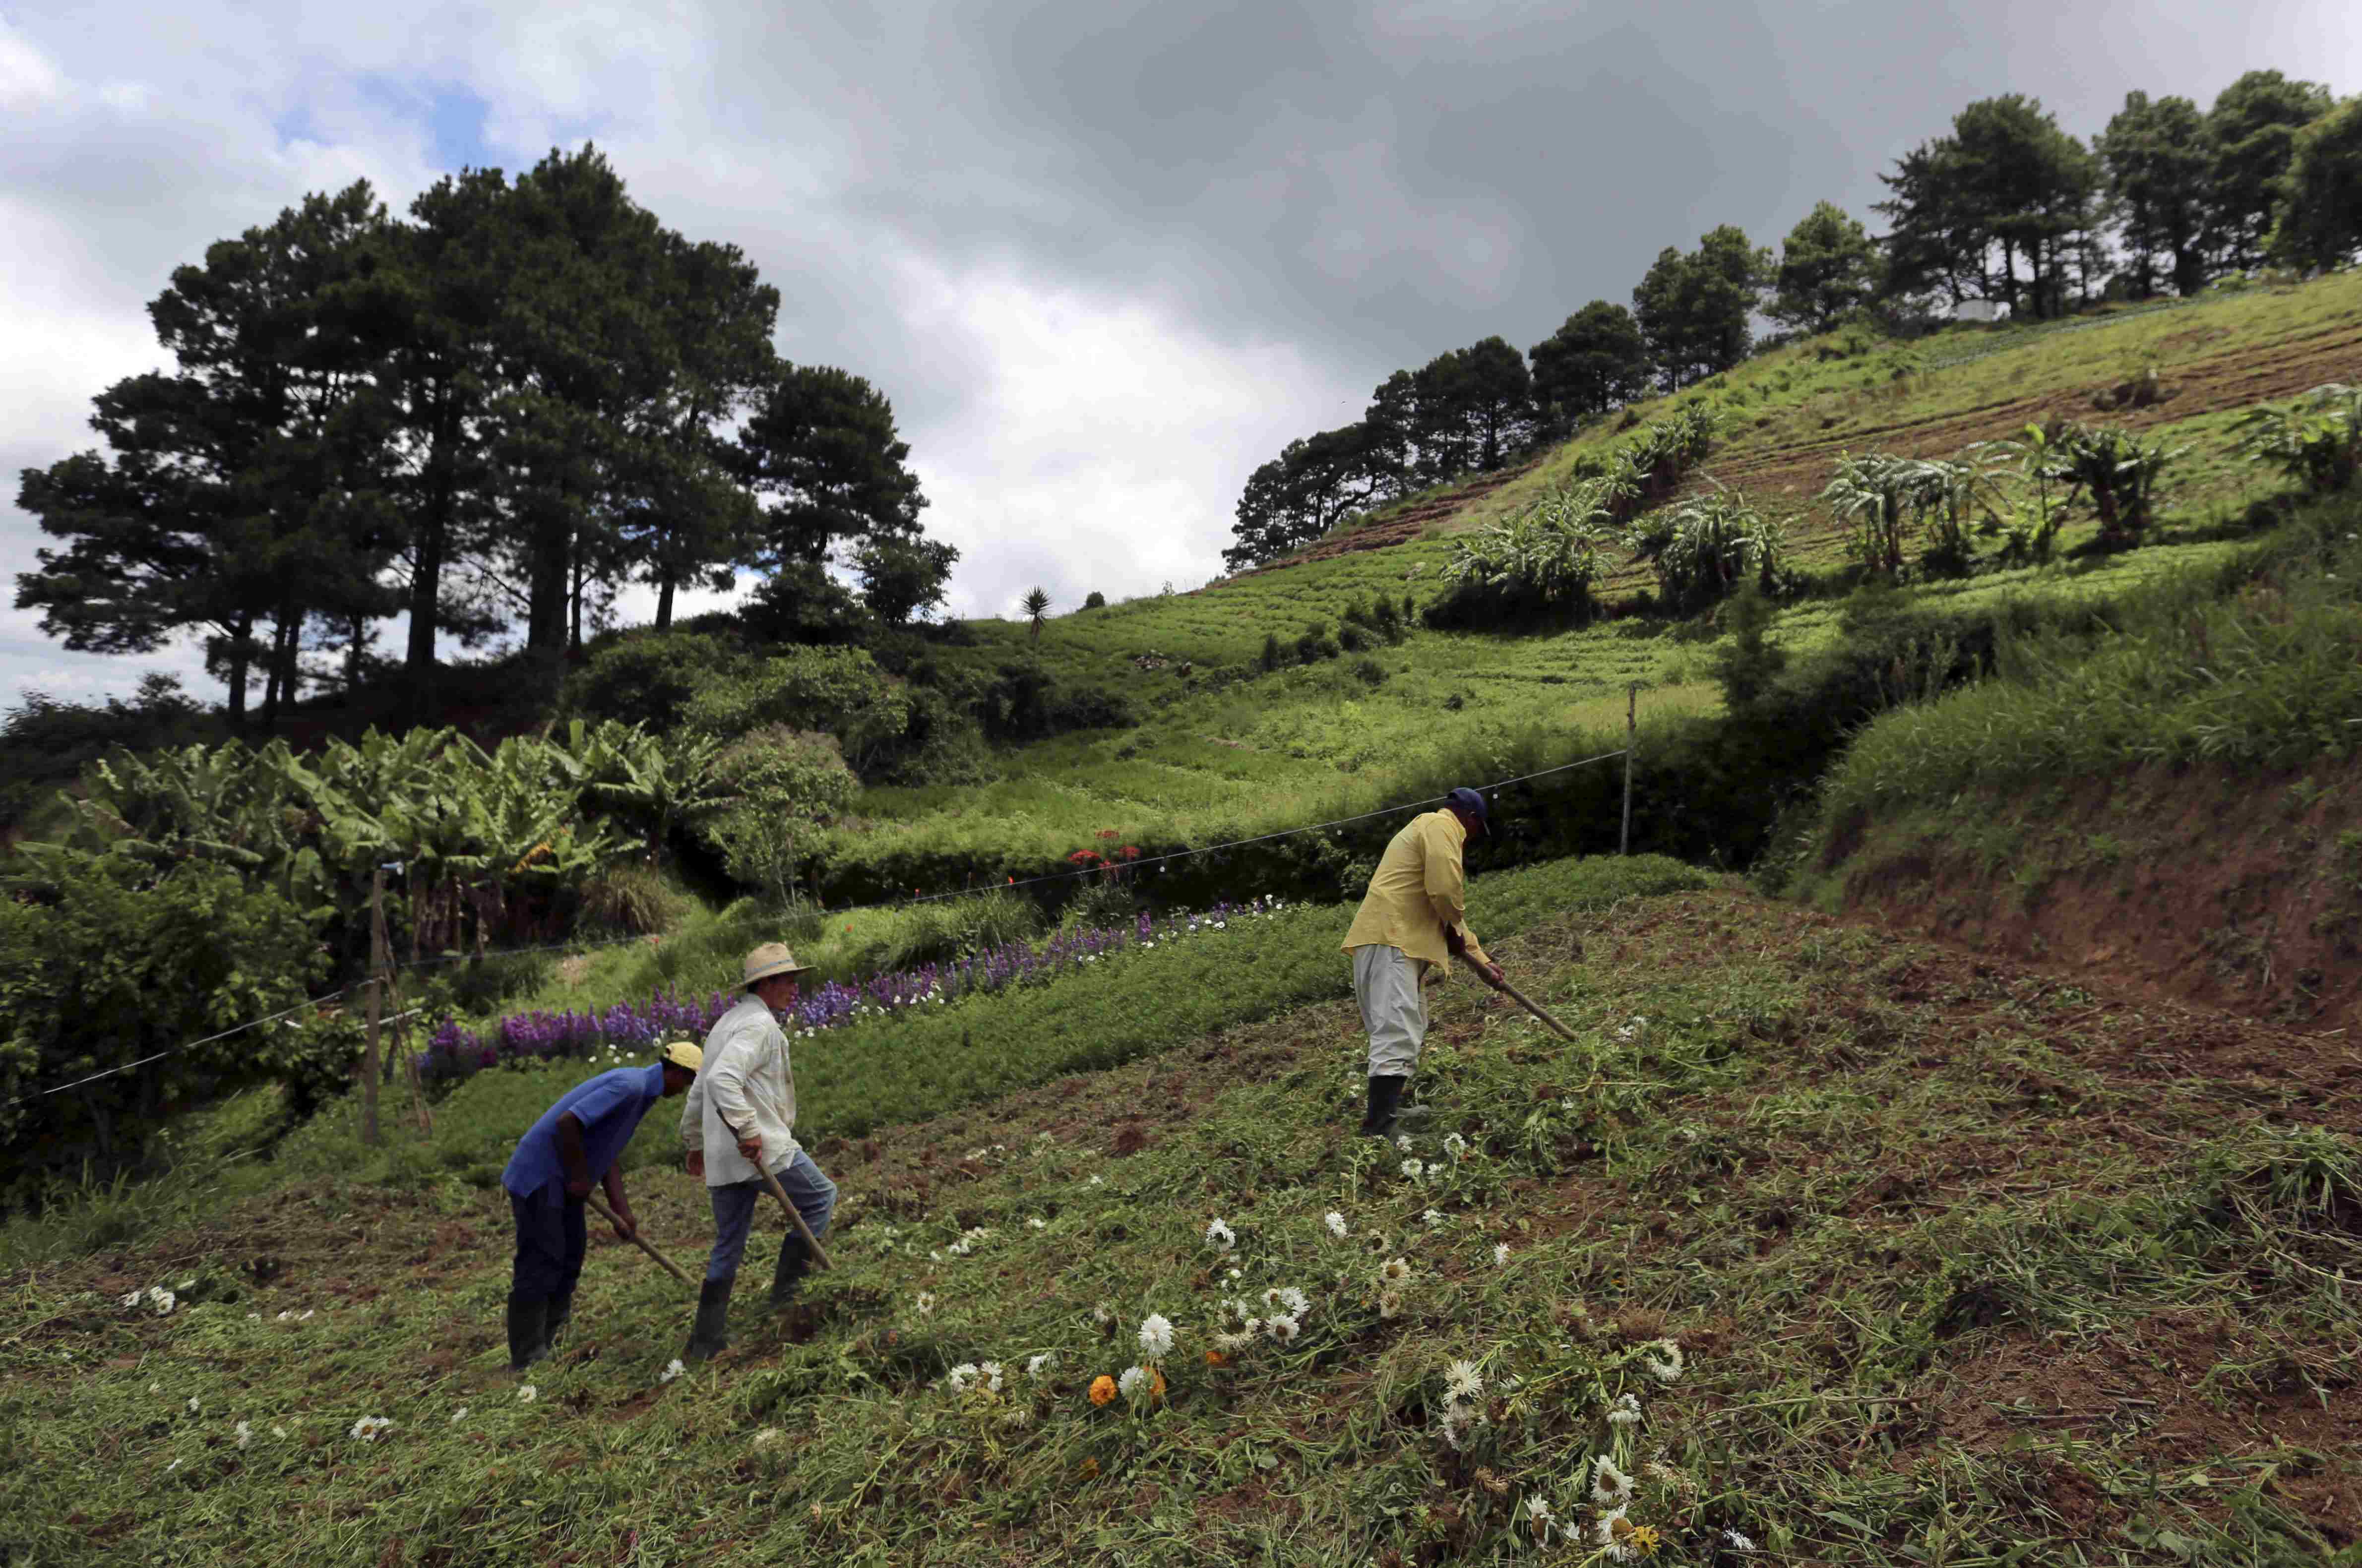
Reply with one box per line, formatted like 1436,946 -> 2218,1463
1078,1457 -> 1100,1479
1204,1350 -> 1226,1367
1150,1369 -> 1167,1400
1088,1375 -> 1118,1407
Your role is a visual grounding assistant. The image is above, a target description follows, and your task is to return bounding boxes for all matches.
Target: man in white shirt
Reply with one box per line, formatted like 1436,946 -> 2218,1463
677,941 -> 837,1362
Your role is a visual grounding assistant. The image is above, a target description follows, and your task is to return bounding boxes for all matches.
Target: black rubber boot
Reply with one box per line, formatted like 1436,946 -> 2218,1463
505,1291 -> 550,1374
766,1238 -> 813,1312
544,1286 -> 575,1348
683,1277 -> 734,1362
1360,1075 -> 1407,1138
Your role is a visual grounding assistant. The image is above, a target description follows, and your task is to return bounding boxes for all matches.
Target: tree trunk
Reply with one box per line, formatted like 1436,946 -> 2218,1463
569,545 -> 586,655
224,613 -> 252,728
405,466 -> 451,724
655,567 -> 677,630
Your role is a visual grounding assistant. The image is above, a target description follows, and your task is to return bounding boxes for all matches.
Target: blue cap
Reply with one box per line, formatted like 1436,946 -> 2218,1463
1446,786 -> 1490,834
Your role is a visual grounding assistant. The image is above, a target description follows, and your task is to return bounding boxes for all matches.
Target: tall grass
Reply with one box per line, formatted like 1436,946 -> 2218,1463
1813,491 -> 2362,828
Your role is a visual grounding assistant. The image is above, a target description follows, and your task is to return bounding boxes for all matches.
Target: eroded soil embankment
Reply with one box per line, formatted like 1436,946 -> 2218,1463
1829,759 -> 2362,1038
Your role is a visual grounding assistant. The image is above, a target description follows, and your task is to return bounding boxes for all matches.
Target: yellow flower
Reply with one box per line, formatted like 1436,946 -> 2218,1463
1628,1523 -> 1662,1555
1088,1375 -> 1118,1407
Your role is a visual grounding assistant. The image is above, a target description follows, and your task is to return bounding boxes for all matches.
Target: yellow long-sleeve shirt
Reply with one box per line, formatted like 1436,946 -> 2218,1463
1341,810 -> 1492,977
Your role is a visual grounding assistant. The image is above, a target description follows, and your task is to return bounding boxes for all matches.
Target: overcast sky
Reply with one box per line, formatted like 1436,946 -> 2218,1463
3,0 -> 2353,707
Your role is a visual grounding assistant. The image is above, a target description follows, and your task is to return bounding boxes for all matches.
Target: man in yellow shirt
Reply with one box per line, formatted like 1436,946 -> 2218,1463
1341,786 -> 1506,1137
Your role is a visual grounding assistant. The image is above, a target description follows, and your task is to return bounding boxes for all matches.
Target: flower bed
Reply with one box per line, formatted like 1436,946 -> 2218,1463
418,900 -> 1285,1086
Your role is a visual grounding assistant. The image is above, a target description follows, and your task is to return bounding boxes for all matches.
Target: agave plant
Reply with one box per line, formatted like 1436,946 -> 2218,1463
2232,384 -> 2361,495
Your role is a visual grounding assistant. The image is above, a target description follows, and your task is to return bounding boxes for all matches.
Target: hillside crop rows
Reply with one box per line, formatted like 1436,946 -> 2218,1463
6,887 -> 2356,1565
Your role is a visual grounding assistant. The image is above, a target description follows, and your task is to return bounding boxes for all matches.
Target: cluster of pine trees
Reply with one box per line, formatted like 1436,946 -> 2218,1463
1226,70 -> 2361,571
15,148 -> 950,728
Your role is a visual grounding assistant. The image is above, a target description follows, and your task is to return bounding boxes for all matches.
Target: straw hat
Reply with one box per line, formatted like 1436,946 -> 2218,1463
743,942 -> 816,987
658,1039 -> 704,1072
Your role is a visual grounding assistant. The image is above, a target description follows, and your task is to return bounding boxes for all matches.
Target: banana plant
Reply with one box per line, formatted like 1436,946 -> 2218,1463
2232,384 -> 2361,494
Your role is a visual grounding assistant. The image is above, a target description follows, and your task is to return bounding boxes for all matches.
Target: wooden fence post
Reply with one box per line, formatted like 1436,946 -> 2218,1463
361,866 -> 385,1147
1621,684 -> 1636,856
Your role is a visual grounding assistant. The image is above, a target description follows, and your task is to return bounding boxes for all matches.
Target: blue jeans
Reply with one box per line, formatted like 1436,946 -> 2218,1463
509,1191 -> 586,1300
705,1150 -> 836,1284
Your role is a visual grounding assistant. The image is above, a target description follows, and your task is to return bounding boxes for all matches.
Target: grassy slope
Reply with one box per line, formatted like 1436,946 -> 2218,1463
819,273 -> 2362,886
7,888 -> 2357,1565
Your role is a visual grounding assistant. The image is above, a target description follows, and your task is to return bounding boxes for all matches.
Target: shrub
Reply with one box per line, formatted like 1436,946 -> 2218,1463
0,675 -> 212,835
682,646 -> 913,774
1628,485 -> 1786,613
2233,384 -> 2362,495
1351,657 -> 1389,688
559,631 -> 744,732
697,727 -> 861,905
1083,590 -> 1107,609
0,857 -> 324,1207
739,560 -> 876,647
1259,632 -> 1286,673
1426,481 -> 1613,628
2051,423 -> 2186,546
1711,578 -> 1789,710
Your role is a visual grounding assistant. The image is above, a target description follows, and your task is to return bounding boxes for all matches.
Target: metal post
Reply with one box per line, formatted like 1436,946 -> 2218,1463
361,866 -> 385,1146
1620,684 -> 1636,856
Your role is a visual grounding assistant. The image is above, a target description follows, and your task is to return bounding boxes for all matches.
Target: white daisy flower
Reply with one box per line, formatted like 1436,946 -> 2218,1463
1722,1528 -> 1756,1552
1522,1495 -> 1553,1527
517,1385 -> 538,1403
1378,1291 -> 1403,1320
946,1363 -> 980,1393
149,1287 -> 176,1315
450,1408 -> 469,1425
1641,1339 -> 1684,1384
186,1396 -> 201,1414
348,1415 -> 393,1443
1324,1211 -> 1348,1239
1379,1257 -> 1412,1283
234,1421 -> 252,1449
1262,1286 -> 1309,1318
1608,1391 -> 1643,1426
1592,1454 -> 1635,1507
979,1361 -> 1004,1393
1204,1218 -> 1236,1252
1091,1301 -> 1116,1326
120,1290 -> 142,1308
1395,1135 -> 1413,1152
659,1358 -> 686,1385
1265,1315 -> 1301,1344
1213,1327 -> 1256,1353
1400,1158 -> 1424,1180
1492,1243 -> 1511,1266
1587,1505 -> 1630,1552
1026,1353 -> 1054,1377
1444,1359 -> 1484,1401
916,1292 -> 936,1315
1138,1313 -> 1175,1359
1442,1133 -> 1468,1159
1117,1365 -> 1148,1397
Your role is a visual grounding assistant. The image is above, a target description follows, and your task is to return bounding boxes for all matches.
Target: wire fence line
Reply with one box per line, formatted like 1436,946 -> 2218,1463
1,746 -> 1632,1111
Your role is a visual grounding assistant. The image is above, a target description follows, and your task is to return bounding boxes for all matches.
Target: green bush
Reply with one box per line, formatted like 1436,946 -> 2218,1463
1427,482 -> 1612,629
1628,486 -> 1786,613
697,726 -> 860,905
0,857 -> 324,1208
0,675 -> 212,835
559,631 -> 745,732
2234,384 -> 2362,495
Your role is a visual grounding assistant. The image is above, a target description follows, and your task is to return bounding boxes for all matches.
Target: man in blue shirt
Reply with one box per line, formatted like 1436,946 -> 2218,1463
499,1040 -> 702,1373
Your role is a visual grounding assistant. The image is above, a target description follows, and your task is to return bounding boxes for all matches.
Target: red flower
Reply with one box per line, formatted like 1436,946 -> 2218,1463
1096,828 -> 1120,840
1118,845 -> 1141,860
1067,849 -> 1102,866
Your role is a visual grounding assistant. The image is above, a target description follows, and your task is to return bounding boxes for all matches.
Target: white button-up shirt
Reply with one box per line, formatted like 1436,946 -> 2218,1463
678,995 -> 800,1185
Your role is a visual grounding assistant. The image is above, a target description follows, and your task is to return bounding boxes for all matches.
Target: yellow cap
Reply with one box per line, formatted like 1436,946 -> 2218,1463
659,1039 -> 703,1073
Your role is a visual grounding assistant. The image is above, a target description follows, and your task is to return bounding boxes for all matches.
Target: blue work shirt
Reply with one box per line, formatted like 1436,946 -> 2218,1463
501,1064 -> 666,1206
